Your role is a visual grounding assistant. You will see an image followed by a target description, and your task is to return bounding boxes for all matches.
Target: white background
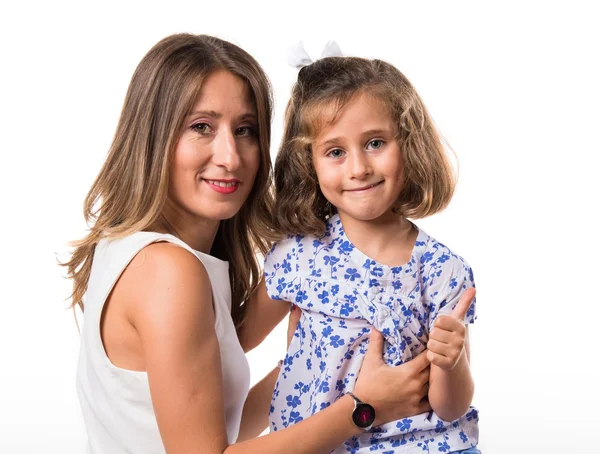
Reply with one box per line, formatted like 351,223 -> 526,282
1,1 -> 598,452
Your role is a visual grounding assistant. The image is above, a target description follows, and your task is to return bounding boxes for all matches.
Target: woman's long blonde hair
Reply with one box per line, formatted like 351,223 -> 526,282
62,34 -> 275,328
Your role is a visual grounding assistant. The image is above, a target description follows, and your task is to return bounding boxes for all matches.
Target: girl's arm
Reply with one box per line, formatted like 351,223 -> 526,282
129,243 -> 432,454
426,288 -> 476,421
237,306 -> 301,441
237,278 -> 290,353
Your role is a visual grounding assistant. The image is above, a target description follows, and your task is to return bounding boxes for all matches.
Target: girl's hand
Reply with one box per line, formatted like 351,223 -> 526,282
353,330 -> 432,426
286,304 -> 301,349
426,288 -> 476,371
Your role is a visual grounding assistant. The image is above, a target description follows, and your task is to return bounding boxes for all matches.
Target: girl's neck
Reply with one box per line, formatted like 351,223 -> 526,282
338,210 -> 417,267
151,201 -> 219,254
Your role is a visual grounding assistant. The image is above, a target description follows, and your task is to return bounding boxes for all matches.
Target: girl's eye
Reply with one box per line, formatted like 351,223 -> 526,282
328,148 -> 346,158
191,123 -> 212,135
236,126 -> 257,137
367,139 -> 384,150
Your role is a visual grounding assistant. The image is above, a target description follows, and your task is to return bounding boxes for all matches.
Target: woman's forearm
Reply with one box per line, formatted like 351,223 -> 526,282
428,352 -> 474,422
225,394 -> 360,454
237,366 -> 280,442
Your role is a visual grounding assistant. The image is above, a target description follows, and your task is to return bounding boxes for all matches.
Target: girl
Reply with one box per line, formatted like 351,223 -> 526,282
262,55 -> 480,453
64,34 -> 433,454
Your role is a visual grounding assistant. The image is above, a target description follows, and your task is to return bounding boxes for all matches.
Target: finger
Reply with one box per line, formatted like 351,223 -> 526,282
363,329 -> 385,366
408,348 -> 431,373
427,339 -> 452,356
451,287 -> 476,321
427,350 -> 452,369
429,327 -> 454,344
416,365 -> 430,386
434,315 -> 466,333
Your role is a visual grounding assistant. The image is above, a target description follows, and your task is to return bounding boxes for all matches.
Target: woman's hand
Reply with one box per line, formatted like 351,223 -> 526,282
352,330 -> 431,426
286,304 -> 301,349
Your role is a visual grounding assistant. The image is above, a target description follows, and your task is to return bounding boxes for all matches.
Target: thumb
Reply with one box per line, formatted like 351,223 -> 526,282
363,328 -> 385,366
451,287 -> 476,321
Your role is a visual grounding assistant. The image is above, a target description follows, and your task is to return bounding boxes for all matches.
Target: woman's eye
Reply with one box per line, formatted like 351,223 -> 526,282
328,148 -> 345,158
236,126 -> 257,137
191,123 -> 212,135
367,139 -> 384,150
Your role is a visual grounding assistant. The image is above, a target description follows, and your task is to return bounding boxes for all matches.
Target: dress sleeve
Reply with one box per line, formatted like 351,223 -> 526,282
426,256 -> 477,332
263,235 -> 302,303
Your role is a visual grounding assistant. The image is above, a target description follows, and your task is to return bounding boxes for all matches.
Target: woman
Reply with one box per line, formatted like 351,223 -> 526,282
64,33 -> 431,453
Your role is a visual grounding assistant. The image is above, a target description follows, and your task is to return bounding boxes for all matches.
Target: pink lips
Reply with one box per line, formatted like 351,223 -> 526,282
204,179 -> 240,194
345,181 -> 383,192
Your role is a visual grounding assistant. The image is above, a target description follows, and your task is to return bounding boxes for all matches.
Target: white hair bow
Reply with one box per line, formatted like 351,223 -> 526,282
287,40 -> 343,69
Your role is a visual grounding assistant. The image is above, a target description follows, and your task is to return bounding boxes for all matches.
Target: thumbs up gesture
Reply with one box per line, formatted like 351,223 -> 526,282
426,288 -> 476,371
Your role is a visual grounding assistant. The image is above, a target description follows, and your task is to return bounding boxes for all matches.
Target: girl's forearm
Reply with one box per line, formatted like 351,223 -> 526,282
428,352 -> 474,422
237,366 -> 280,442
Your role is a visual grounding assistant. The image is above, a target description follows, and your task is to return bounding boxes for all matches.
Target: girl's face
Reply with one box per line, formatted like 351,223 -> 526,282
169,70 -> 260,223
312,93 -> 404,224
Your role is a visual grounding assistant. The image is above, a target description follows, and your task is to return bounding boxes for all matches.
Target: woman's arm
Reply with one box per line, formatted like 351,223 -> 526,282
130,243 -> 431,454
427,288 -> 476,421
238,278 -> 290,353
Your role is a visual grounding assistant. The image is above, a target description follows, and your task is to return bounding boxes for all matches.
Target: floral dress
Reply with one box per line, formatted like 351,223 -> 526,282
264,214 -> 479,453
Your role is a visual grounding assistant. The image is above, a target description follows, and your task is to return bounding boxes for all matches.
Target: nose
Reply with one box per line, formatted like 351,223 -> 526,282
213,128 -> 241,172
349,151 -> 372,179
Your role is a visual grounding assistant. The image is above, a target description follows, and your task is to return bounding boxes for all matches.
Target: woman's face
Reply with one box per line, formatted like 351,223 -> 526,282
169,70 -> 260,223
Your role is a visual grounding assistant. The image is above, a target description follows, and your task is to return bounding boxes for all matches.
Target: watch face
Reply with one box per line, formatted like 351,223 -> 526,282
352,403 -> 376,428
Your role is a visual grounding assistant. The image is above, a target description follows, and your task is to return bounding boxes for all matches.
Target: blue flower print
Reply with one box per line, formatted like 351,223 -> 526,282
263,214 -> 478,450
324,255 -> 340,266
317,380 -> 330,393
329,335 -> 345,348
437,440 -> 451,452
371,266 -> 384,277
289,410 -> 303,424
420,251 -> 434,264
396,418 -> 413,432
295,290 -> 308,304
286,395 -> 301,409
338,240 -> 354,255
340,303 -> 354,317
438,253 -> 450,263
318,290 -> 330,304
344,268 -> 360,281
465,409 -> 478,421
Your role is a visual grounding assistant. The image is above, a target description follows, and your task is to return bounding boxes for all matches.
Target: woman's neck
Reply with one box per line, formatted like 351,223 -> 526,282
152,201 -> 220,254
338,211 -> 417,267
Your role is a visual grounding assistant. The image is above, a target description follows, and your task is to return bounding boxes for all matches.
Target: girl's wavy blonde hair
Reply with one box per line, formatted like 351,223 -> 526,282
62,34 -> 275,328
274,57 -> 456,237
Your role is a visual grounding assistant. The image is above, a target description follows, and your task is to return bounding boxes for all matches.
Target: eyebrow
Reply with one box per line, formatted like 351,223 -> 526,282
317,129 -> 391,148
187,110 -> 257,121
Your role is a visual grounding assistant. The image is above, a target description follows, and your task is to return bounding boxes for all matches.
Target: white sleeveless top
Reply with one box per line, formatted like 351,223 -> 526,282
76,232 -> 250,453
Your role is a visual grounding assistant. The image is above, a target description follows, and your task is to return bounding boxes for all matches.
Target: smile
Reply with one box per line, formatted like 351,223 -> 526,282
344,181 -> 383,192
204,179 -> 240,194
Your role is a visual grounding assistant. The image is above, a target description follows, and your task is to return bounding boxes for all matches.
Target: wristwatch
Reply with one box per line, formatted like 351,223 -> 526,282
346,391 -> 376,431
